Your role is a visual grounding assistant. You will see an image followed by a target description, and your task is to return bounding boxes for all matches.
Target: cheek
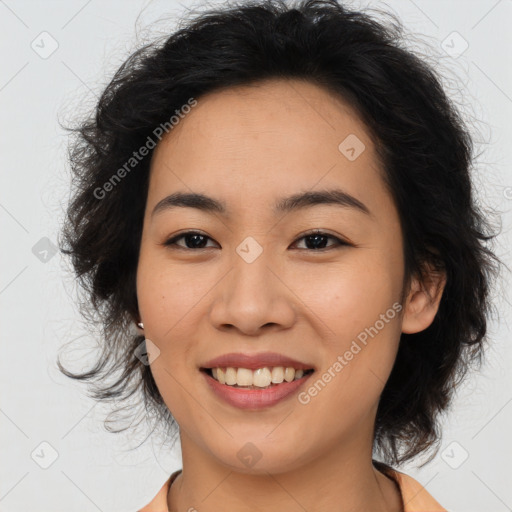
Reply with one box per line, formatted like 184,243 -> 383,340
292,253 -> 402,412
136,252 -> 216,340
136,254 -> 206,425
290,251 -> 399,338
297,311 -> 401,444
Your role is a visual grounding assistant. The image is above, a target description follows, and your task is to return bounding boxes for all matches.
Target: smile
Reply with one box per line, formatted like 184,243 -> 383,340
200,366 -> 315,409
204,366 -> 314,388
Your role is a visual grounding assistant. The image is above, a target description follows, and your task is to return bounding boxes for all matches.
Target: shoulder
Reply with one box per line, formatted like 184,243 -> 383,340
385,467 -> 447,512
137,469 -> 182,512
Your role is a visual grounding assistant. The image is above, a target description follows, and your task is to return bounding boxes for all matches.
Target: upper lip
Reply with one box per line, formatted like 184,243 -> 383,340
200,351 -> 315,371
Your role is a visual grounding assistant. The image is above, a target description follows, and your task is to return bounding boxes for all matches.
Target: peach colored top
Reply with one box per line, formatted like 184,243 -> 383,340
138,466 -> 447,512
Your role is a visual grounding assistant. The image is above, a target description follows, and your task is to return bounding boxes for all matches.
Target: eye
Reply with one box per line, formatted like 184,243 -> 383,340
163,231 -> 218,250
292,229 -> 350,251
163,229 -> 350,251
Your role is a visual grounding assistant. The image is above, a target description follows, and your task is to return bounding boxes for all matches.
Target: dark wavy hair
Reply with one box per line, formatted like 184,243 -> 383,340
57,0 -> 503,466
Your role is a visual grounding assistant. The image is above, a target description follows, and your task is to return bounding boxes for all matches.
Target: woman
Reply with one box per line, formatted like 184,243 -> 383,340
58,0 -> 502,510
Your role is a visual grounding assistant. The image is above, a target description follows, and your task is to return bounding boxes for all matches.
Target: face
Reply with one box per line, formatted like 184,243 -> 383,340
136,78 -> 413,474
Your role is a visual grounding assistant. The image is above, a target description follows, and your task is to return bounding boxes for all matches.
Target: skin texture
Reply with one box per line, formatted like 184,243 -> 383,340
136,78 -> 446,512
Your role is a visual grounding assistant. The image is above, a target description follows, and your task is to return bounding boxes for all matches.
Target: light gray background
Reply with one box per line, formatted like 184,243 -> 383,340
1,0 -> 511,510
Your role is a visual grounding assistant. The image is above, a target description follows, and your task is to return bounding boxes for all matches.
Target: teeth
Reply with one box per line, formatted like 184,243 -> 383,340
271,366 -> 284,384
253,367 -> 272,387
237,368 -> 253,386
208,366 -> 310,388
225,367 -> 237,385
284,367 -> 295,382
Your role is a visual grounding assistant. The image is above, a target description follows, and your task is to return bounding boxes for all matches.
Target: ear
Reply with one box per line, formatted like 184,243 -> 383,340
401,264 -> 447,334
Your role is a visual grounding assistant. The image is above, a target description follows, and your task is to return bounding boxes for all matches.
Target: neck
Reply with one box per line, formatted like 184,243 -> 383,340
167,431 -> 403,512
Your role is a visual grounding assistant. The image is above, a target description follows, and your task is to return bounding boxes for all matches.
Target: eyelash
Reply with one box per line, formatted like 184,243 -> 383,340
162,229 -> 350,252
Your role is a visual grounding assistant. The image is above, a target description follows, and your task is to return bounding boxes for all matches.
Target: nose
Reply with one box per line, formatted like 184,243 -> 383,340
208,251 -> 297,336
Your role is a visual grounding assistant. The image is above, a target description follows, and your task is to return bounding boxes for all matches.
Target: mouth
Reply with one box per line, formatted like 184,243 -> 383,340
200,366 -> 315,390
198,352 -> 317,409
200,365 -> 315,409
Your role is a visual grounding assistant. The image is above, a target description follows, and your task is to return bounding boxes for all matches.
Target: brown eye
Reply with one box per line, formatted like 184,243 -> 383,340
164,231 -> 218,250
293,230 -> 349,251
163,230 -> 350,251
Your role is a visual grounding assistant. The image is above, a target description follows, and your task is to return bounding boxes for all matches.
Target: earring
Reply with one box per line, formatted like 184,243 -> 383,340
137,322 -> 144,329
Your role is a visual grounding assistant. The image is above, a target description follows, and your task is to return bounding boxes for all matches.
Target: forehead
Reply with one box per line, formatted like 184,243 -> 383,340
148,78 -> 388,217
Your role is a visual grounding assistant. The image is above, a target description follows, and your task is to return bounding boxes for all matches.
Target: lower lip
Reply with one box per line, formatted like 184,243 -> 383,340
201,370 -> 313,409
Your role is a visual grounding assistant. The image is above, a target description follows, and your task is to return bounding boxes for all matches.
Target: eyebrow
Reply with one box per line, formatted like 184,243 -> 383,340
151,188 -> 372,219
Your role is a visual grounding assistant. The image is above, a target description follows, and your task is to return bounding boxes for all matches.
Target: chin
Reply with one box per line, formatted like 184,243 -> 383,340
204,435 -> 313,476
